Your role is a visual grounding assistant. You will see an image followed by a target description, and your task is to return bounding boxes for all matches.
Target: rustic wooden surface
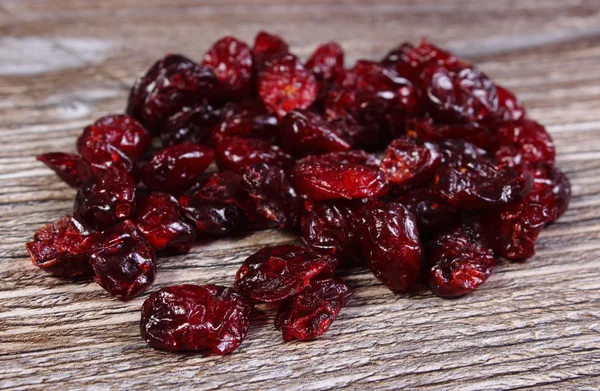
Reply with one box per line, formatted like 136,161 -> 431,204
1,1 -> 600,390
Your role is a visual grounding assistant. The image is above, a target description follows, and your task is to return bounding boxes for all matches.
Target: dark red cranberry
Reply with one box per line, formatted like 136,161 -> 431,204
215,137 -> 293,173
427,223 -> 495,298
77,114 -> 151,161
495,85 -> 526,121
36,152 -> 91,188
74,167 -> 136,230
25,216 -> 101,277
408,117 -> 495,150
252,31 -> 289,72
79,137 -> 137,177
380,136 -> 440,187
134,192 -> 195,253
438,139 -> 489,165
90,220 -> 156,301
491,119 -> 555,169
211,103 -> 279,144
275,276 -> 352,341
234,245 -> 334,302
140,284 -> 252,354
527,164 -> 571,223
203,36 -> 254,98
306,42 -> 344,99
160,102 -> 221,147
142,143 -> 214,195
258,54 -> 318,118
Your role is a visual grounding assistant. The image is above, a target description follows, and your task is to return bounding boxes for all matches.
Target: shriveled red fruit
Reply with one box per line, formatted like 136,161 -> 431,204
258,54 -> 318,118
407,117 -> 495,150
422,63 -> 498,124
79,137 -> 137,177
491,119 -> 555,169
438,139 -> 489,165
252,31 -> 289,71
25,216 -> 100,277
361,201 -> 422,292
236,163 -> 300,230
74,167 -> 136,230
279,110 -> 352,156
134,192 -> 195,253
140,284 -> 252,354
380,136 -> 440,187
77,114 -> 151,161
215,137 -> 293,173
306,42 -> 344,99
179,171 -> 245,235
211,101 -> 279,144
36,152 -> 91,188
495,85 -> 526,121
275,276 -> 352,341
527,164 -> 571,223
427,223 -> 495,298
395,185 -> 460,236
203,36 -> 253,97
235,245 -> 333,302
90,220 -> 155,301
301,199 -> 365,264
160,102 -> 221,147
127,54 -> 222,132
291,151 -> 388,200
142,143 -> 214,195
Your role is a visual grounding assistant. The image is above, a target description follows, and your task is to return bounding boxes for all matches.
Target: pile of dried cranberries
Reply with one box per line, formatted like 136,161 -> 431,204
26,32 -> 571,354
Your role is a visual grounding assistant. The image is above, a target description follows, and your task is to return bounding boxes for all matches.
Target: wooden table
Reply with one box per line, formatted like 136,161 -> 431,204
1,1 -> 600,389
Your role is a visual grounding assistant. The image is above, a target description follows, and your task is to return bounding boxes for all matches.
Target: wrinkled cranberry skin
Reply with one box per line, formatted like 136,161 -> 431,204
258,54 -> 318,118
252,31 -> 289,71
90,220 -> 156,301
528,165 -> 571,223
408,117 -> 495,150
495,85 -> 526,121
215,137 -> 293,173
79,137 -> 137,177
37,152 -> 90,188
160,102 -> 221,147
275,276 -> 352,341
141,284 -> 252,354
237,163 -> 301,230
279,110 -> 352,157
361,201 -> 422,292
74,168 -> 136,230
491,119 -> 555,169
203,36 -> 254,98
301,199 -> 365,264
234,245 -> 333,302
381,136 -> 440,187
211,103 -> 279,144
134,192 -> 195,253
25,216 -> 100,277
306,42 -> 344,99
427,223 -> 495,298
77,115 -> 151,161
291,151 -> 389,200
142,143 -> 214,195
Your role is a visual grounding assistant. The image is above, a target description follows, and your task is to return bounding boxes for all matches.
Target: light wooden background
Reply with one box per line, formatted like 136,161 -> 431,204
1,1 -> 600,390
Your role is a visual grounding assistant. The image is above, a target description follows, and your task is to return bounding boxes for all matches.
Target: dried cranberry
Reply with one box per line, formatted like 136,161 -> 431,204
90,220 -> 156,301
74,167 -> 136,230
215,137 -> 293,173
25,216 -> 101,277
395,185 -> 460,236
142,143 -> 214,195
495,85 -> 526,121
36,152 -> 91,188
361,201 -> 422,292
134,192 -> 195,253
79,137 -> 137,177
438,139 -> 488,165
77,114 -> 151,161
527,164 -> 571,223
258,54 -> 318,118
427,223 -> 495,298
306,42 -> 344,99
275,276 -> 352,341
211,104 -> 279,144
291,151 -> 388,200
279,110 -> 352,156
235,245 -> 333,302
252,31 -> 289,72
141,284 -> 252,354
203,36 -> 254,98
491,119 -> 555,169
408,117 -> 495,150
160,102 -> 221,147
380,136 -> 440,187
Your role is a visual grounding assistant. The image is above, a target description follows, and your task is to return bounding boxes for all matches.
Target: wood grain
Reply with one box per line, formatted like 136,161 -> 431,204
1,1 -> 600,390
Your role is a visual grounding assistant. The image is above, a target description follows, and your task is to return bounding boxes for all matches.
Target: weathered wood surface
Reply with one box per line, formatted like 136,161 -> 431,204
1,1 -> 600,390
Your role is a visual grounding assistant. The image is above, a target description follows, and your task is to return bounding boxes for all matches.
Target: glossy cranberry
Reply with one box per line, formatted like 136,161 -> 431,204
74,168 -> 136,230
203,36 -> 254,97
279,110 -> 352,156
258,54 -> 318,118
160,102 -> 221,147
79,137 -> 137,177
141,284 -> 252,354
408,117 -> 495,150
142,143 -> 214,195
215,137 -> 293,173
491,119 -> 555,169
77,114 -> 151,161
306,42 -> 344,99
25,216 -> 101,277
90,220 -> 156,301
395,185 -> 460,236
527,164 -> 571,223
275,276 -> 352,341
427,223 -> 495,298
495,85 -> 526,121
361,201 -> 422,292
37,152 -> 91,188
380,136 -> 440,187
291,151 -> 388,200
134,192 -> 195,253
252,31 -> 289,71
235,245 -> 333,302
211,103 -> 279,144
438,139 -> 489,165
